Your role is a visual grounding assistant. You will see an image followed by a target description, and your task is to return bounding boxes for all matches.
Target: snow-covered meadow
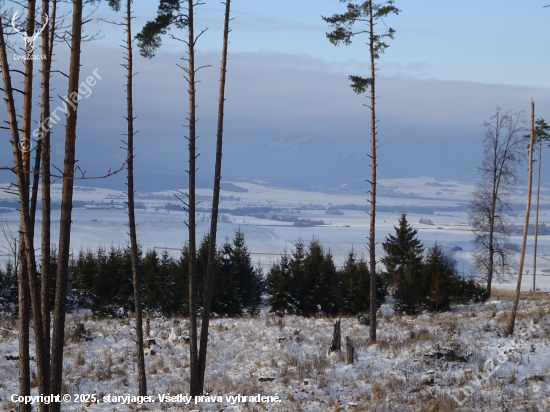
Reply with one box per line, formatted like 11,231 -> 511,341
1,290 -> 549,411
2,178 -> 550,290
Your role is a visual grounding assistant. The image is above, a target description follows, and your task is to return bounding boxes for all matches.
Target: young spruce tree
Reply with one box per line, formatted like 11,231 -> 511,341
381,214 -> 424,314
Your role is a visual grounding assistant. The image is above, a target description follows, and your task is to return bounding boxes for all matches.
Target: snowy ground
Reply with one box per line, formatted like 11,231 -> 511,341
1,290 -> 549,411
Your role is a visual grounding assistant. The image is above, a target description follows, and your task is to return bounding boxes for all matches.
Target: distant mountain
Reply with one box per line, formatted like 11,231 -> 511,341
71,169 -> 248,193
0,127 -> 482,193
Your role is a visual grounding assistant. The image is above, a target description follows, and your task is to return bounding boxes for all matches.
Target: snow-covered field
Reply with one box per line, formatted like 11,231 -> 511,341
1,291 -> 549,411
1,177 -> 550,291
2,178 -> 550,410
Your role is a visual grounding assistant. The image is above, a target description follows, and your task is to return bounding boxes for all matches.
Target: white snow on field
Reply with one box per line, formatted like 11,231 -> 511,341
1,178 -> 550,290
1,293 -> 550,411
2,179 -> 550,410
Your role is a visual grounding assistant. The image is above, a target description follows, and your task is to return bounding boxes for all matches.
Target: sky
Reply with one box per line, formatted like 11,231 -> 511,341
1,0 -> 549,191
121,0 -> 550,88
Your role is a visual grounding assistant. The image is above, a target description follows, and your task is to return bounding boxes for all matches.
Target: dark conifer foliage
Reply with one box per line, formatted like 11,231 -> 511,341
0,228 -> 487,318
71,247 -> 134,316
212,239 -> 242,317
266,251 -> 293,316
381,213 -> 424,288
421,244 -> 456,312
288,240 -> 307,315
0,261 -> 17,314
382,214 -> 486,314
339,251 -> 385,315
266,240 -> 385,317
136,0 -> 188,58
40,231 -> 265,318
306,241 -> 339,316
231,229 -> 264,314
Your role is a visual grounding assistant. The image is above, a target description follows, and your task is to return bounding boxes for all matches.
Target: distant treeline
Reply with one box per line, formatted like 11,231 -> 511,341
508,223 -> 550,236
2,197 -> 550,216
327,204 -> 466,215
0,200 -> 143,211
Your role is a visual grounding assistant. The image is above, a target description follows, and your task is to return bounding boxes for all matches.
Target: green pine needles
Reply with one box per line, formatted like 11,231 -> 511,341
136,0 -> 189,58
322,0 -> 400,94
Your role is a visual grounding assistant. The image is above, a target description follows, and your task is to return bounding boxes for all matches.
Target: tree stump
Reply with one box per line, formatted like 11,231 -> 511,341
328,319 -> 341,354
346,342 -> 354,365
75,323 -> 86,341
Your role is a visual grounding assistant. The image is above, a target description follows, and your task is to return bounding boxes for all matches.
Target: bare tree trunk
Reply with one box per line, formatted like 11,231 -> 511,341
0,12 -> 47,411
368,1 -> 377,343
508,101 -> 535,336
0,22 -> 30,412
198,0 -> 231,393
29,143 -> 42,232
50,2 -> 83,409
19,2 -> 50,408
486,193 -> 497,297
22,0 -> 35,162
28,2 -> 56,397
486,127 -> 505,298
186,0 -> 200,397
124,0 -> 147,396
17,240 -> 30,412
40,1 -> 55,400
533,140 -> 542,292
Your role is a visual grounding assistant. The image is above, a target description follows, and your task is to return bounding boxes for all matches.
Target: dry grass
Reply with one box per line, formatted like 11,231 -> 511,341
3,300 -> 550,412
0,329 -> 9,340
75,351 -> 85,366
491,288 -> 550,302
491,288 -> 520,301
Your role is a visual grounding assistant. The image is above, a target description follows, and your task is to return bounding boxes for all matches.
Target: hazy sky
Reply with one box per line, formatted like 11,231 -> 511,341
2,1 -> 550,191
117,0 -> 550,88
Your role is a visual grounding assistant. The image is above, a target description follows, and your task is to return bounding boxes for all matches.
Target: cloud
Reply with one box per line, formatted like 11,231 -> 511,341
2,45 -> 549,191
200,9 -> 325,33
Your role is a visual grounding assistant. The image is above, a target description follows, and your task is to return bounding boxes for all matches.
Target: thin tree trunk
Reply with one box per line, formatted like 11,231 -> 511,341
40,1 -> 55,400
22,0 -> 35,163
368,0 -> 377,343
486,195 -> 497,297
0,23 -> 30,411
0,13 -> 47,411
17,240 -> 30,412
21,2 -> 49,407
186,0 -> 199,397
487,113 -> 505,298
124,0 -> 147,396
508,101 -> 535,336
533,140 -> 542,292
29,142 -> 42,232
50,2 -> 83,409
198,0 -> 231,394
